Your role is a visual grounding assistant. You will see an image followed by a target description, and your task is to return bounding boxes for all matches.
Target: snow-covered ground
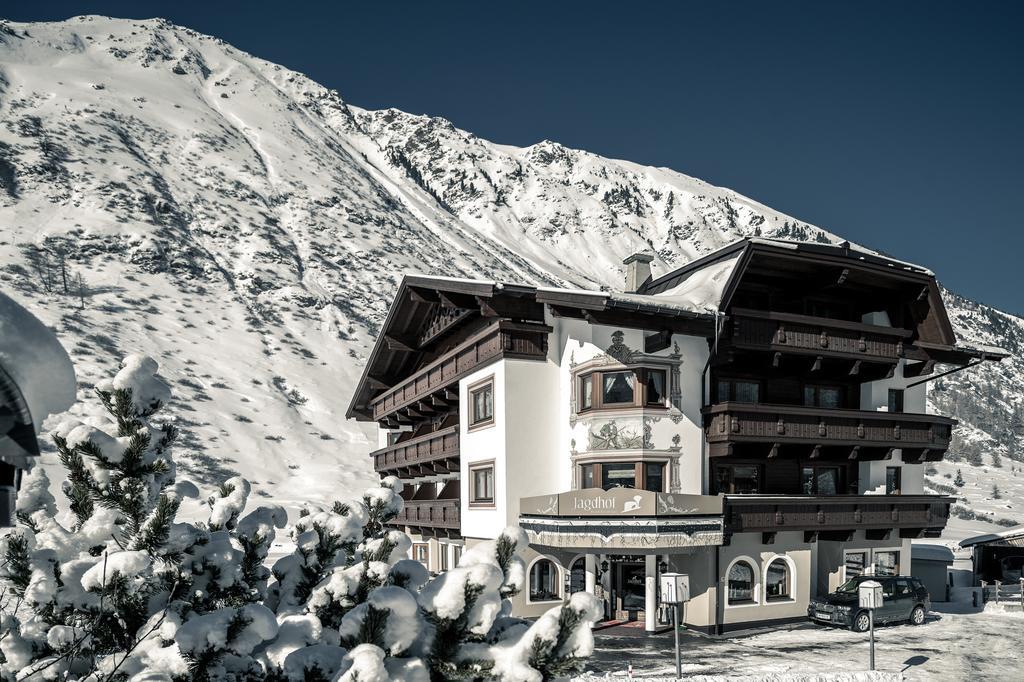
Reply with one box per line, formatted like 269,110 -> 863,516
583,603 -> 1023,680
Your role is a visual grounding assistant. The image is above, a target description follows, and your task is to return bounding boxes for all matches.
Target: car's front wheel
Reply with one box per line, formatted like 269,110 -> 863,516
910,605 -> 926,625
851,611 -> 870,633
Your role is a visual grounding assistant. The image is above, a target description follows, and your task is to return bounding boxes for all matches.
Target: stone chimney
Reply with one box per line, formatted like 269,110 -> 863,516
623,253 -> 654,293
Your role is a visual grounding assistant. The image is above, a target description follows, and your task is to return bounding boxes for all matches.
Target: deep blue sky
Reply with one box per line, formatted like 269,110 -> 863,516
5,2 -> 1023,315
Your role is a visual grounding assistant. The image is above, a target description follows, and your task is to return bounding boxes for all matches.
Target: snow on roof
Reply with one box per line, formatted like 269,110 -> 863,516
911,543 -> 955,563
960,525 -> 1024,548
0,292 -> 76,430
954,341 -> 1011,359
648,252 -> 742,313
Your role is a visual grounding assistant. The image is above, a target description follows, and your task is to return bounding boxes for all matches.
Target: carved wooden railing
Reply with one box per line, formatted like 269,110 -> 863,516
728,308 -> 912,362
704,402 -> 954,454
371,321 -> 549,423
725,494 -> 954,533
393,499 -> 461,529
371,426 -> 459,474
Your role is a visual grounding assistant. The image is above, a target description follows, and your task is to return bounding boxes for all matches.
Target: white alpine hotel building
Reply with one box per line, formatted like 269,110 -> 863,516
347,238 -> 1001,633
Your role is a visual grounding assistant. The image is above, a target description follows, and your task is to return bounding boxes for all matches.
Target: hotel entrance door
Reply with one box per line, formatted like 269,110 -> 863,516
612,560 -> 647,621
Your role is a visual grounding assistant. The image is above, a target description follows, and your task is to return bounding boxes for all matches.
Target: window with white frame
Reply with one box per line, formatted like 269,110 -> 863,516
529,559 -> 560,601
764,559 -> 791,601
413,543 -> 429,567
728,560 -> 756,604
874,550 -> 900,576
844,550 -> 868,579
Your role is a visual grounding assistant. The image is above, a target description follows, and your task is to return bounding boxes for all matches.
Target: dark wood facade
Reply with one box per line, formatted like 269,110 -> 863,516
371,425 -> 459,477
704,402 -> 954,461
393,499 -> 461,537
725,494 -> 955,540
371,320 -> 549,426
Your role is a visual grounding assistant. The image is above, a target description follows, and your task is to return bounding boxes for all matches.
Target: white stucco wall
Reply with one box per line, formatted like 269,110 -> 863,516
459,361 -> 508,540
858,360 -> 928,495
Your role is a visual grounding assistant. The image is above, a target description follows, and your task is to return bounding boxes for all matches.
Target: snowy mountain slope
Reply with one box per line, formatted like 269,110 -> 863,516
0,16 -> 1019,527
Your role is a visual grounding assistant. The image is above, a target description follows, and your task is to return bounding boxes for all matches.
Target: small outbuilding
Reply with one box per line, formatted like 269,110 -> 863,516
911,543 -> 954,601
960,526 -> 1024,585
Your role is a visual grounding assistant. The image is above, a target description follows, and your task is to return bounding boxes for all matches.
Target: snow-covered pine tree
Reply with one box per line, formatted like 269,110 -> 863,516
0,354 -> 602,681
954,469 -> 965,487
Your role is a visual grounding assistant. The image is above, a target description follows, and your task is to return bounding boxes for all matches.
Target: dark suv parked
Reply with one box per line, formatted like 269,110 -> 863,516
808,576 -> 930,632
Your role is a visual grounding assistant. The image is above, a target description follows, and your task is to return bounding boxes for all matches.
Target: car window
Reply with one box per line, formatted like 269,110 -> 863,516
896,579 -> 912,597
881,579 -> 895,598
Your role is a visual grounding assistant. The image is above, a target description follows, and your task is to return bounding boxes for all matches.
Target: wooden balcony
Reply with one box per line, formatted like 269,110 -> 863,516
725,494 -> 955,540
704,402 -> 954,460
371,320 -> 549,425
727,308 -> 911,363
371,426 -> 459,476
392,499 -> 461,538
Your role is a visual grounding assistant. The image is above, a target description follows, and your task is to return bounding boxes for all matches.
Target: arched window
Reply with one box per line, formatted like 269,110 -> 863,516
530,559 -> 560,601
569,558 -> 586,594
765,559 -> 791,601
728,560 -> 755,604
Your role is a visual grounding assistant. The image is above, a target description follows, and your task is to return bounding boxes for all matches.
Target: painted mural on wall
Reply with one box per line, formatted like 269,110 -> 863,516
588,420 -> 644,450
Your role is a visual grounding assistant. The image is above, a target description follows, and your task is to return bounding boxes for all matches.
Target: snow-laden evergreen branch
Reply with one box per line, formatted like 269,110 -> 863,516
0,354 -> 601,680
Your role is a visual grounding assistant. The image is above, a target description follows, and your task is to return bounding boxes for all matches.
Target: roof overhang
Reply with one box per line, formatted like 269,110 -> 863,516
346,275 -> 718,421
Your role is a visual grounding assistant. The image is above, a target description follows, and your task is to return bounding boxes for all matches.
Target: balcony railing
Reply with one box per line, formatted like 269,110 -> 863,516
704,402 -> 954,458
371,321 -> 549,424
725,494 -> 954,536
728,308 -> 911,362
393,499 -> 461,530
371,426 -> 459,475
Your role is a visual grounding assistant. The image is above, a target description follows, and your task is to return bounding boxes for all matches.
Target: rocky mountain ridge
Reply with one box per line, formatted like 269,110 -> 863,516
0,16 -> 1019,533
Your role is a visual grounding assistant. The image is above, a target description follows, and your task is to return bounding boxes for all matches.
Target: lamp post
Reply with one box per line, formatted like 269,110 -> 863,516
659,572 -> 689,679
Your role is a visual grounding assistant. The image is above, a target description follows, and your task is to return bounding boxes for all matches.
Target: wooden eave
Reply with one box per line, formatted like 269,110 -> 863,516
346,276 -> 542,420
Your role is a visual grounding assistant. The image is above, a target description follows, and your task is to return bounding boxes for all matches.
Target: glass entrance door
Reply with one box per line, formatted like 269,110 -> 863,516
615,562 -> 646,620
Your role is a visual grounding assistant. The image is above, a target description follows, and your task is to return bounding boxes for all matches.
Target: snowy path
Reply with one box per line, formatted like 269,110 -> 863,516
584,605 -> 1024,680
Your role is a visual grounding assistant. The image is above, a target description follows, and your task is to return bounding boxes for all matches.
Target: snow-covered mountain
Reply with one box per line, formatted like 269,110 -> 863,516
0,16 -> 1020,533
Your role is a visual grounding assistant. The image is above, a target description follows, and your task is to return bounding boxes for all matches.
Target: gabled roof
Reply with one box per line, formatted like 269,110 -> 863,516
960,525 -> 1024,548
345,274 -> 718,420
643,237 -> 964,350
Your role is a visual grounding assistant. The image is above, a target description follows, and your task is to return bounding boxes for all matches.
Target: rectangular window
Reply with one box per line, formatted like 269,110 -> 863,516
734,381 -> 760,403
886,466 -> 902,495
601,462 -> 637,490
452,545 -> 462,567
716,464 -> 761,494
802,466 -> 840,495
644,462 -> 665,492
602,371 -> 635,405
470,463 -> 495,505
440,544 -> 449,572
874,550 -> 899,577
580,375 -> 594,410
645,369 -> 667,406
387,431 -> 403,446
888,389 -> 905,413
845,551 -> 868,578
804,385 -> 843,408
717,379 -> 731,402
470,379 -> 494,428
580,463 -> 595,489
413,543 -> 429,566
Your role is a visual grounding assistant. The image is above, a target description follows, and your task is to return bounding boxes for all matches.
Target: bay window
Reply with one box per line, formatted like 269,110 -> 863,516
601,371 -> 635,405
577,461 -> 667,492
577,367 -> 671,411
